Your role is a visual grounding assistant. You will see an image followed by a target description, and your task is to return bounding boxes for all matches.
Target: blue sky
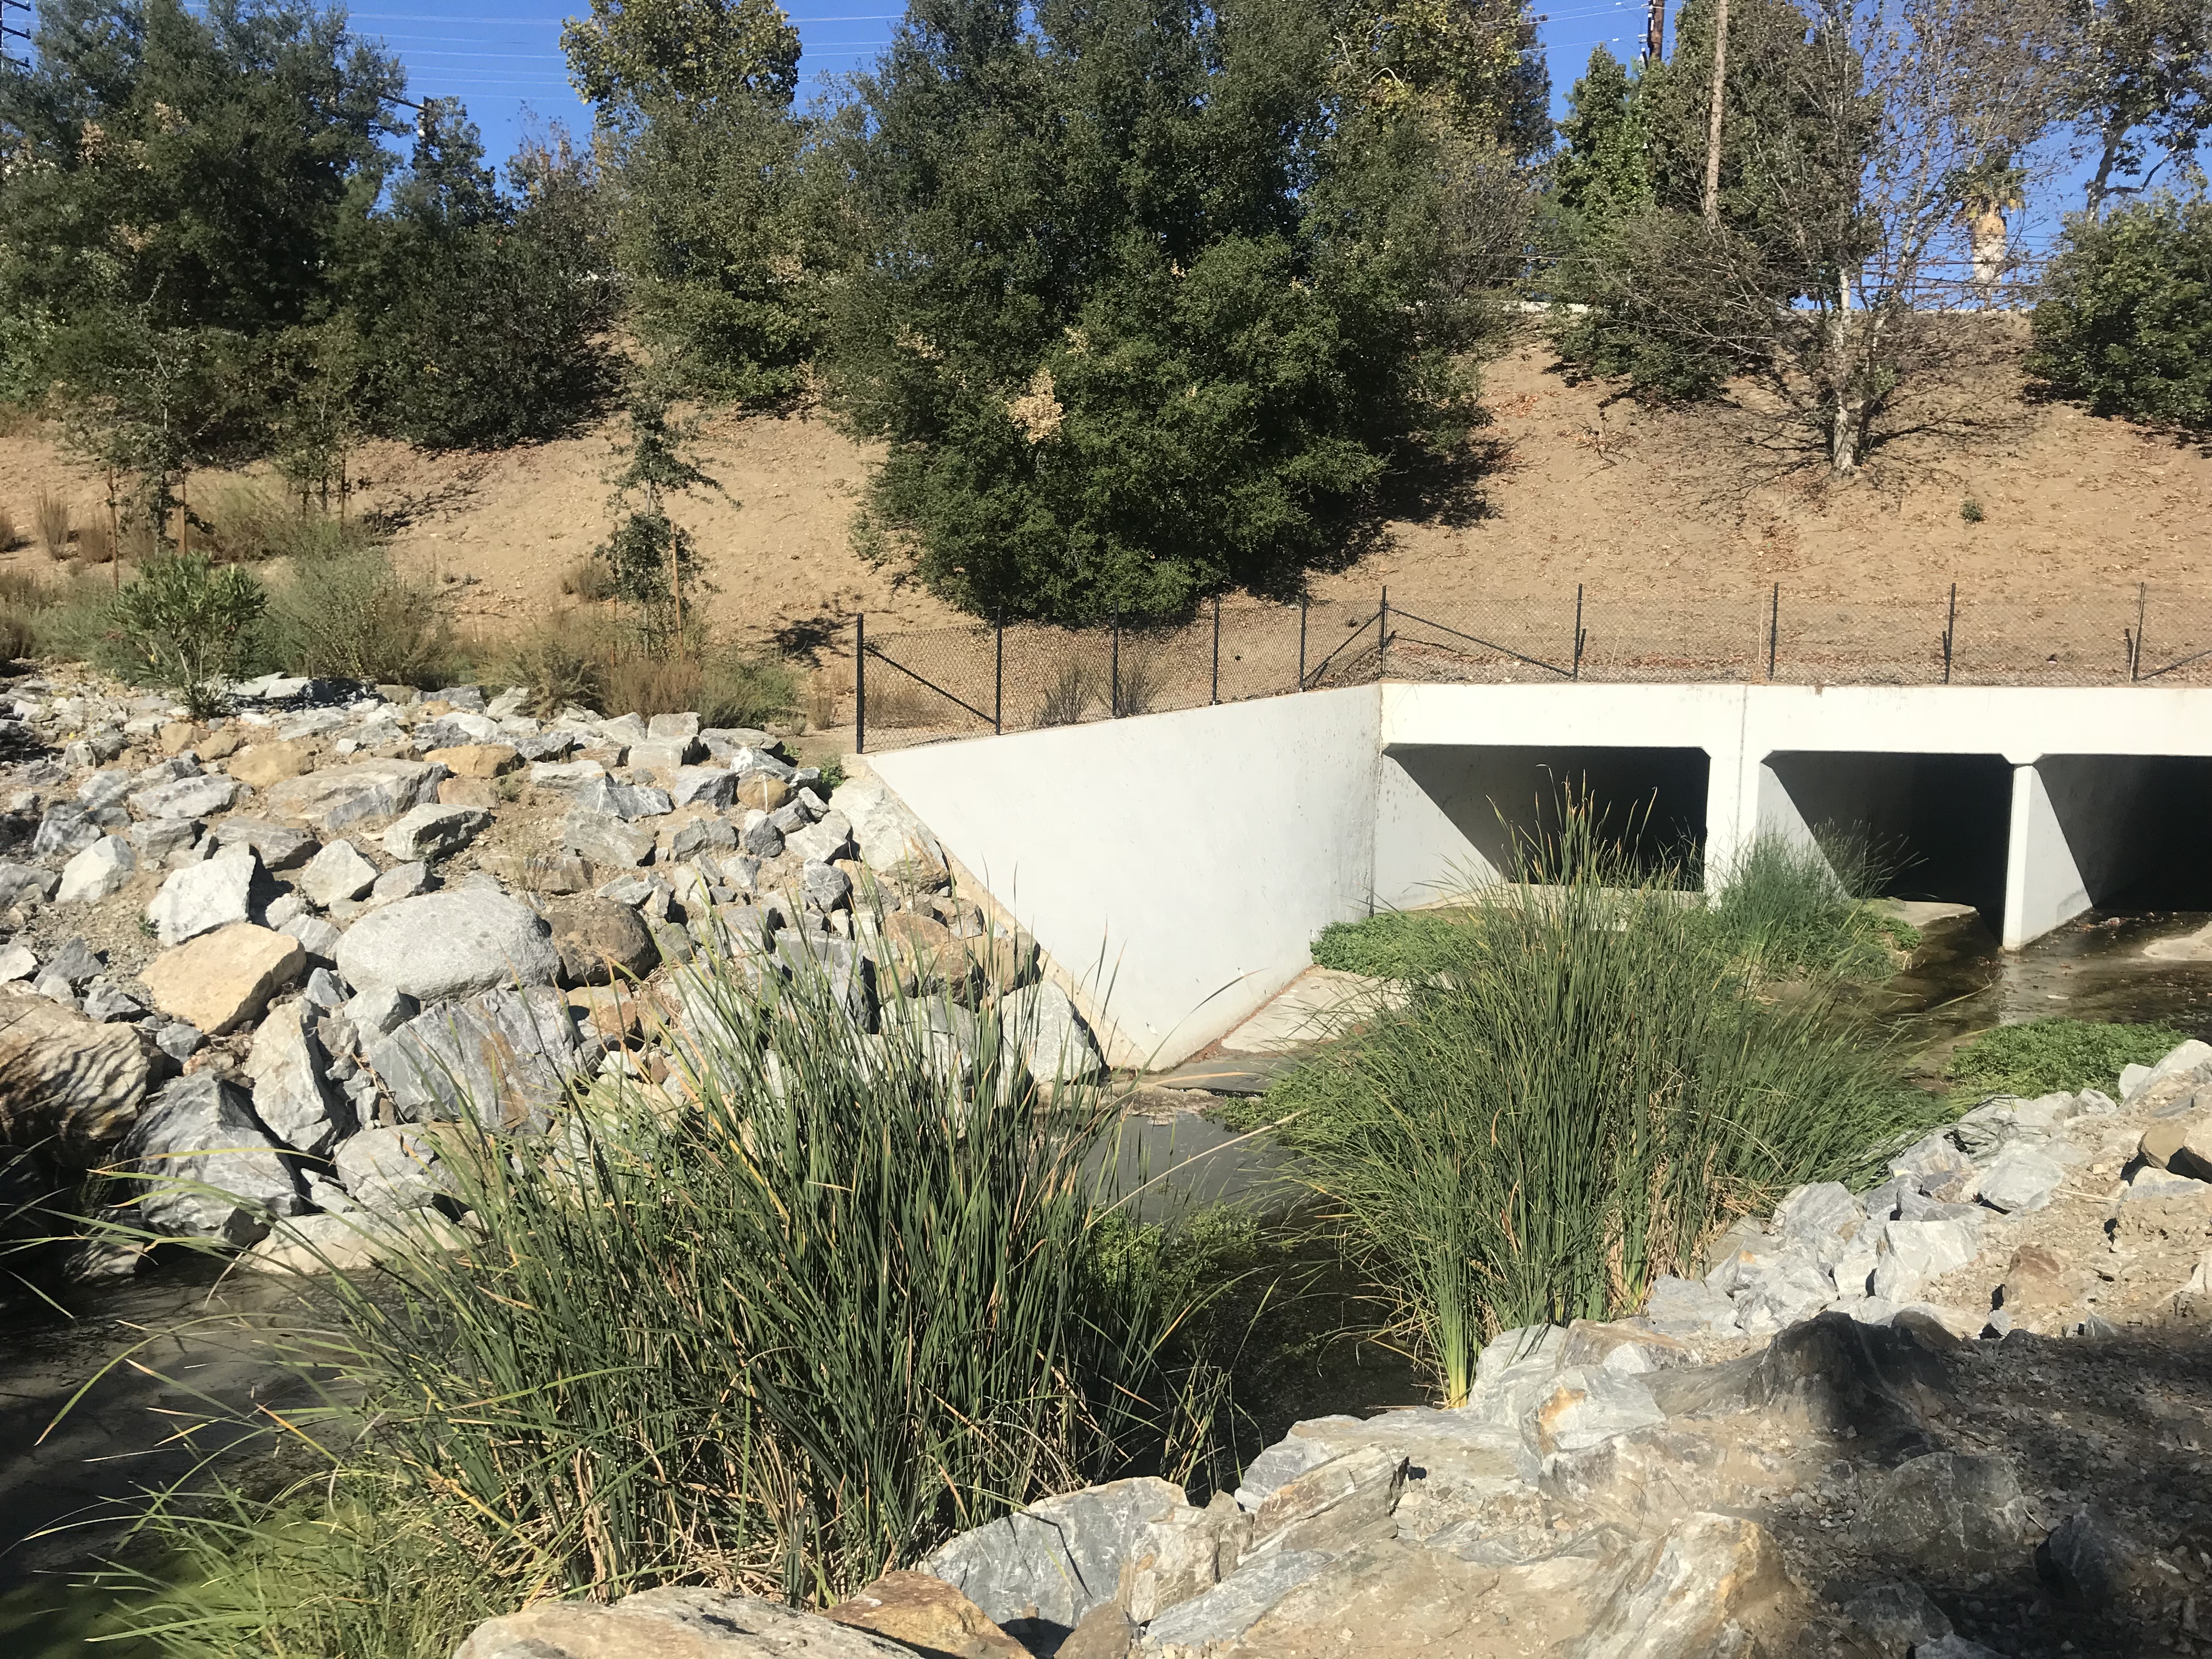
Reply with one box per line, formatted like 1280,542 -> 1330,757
360,0 -> 1657,165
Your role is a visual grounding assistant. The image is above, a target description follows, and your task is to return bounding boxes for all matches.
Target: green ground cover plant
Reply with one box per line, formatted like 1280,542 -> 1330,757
1310,910 -> 1468,978
1263,808 -> 1938,1407
87,945 -> 1243,1656
1945,1016 -> 2189,1103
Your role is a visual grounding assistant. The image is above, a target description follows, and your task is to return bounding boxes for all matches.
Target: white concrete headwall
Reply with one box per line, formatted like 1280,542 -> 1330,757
868,687 -> 1381,1069
867,679 -> 2212,1068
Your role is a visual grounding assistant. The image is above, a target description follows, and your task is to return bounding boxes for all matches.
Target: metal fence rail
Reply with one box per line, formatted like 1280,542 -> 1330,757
850,583 -> 2212,753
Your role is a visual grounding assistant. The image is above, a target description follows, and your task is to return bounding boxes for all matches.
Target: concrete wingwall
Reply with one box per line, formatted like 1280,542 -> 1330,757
868,687 -> 1383,1069
868,679 -> 2212,1066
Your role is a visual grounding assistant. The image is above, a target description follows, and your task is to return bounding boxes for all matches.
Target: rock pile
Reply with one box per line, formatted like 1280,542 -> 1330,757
449,1037 -> 2212,1659
0,670 -> 1101,1279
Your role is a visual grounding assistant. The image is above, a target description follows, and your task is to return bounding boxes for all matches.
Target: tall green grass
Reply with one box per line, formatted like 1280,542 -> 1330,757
1698,832 -> 1905,984
91,947 -> 1237,1657
1260,808 -> 1939,1407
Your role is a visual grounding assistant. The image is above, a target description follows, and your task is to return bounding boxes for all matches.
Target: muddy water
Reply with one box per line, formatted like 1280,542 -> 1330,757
13,911 -> 2212,1651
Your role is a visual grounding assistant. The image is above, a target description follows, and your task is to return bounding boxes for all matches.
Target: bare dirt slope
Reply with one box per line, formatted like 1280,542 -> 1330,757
4,336 -> 2209,665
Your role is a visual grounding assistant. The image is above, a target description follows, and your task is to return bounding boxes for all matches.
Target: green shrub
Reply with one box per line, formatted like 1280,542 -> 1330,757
94,944 -> 1235,1652
1310,910 -> 1468,978
107,555 -> 269,717
1256,806 -> 1936,1406
266,551 -> 461,687
1698,834 -> 1900,984
1945,1017 -> 2188,1103
2029,195 -> 2212,430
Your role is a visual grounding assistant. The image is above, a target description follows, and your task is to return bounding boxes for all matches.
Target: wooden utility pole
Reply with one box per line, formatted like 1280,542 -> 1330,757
1702,0 -> 1730,225
1644,0 -> 1664,62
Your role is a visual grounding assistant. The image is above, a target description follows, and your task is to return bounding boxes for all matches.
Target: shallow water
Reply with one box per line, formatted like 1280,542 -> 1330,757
12,909 -> 2212,1651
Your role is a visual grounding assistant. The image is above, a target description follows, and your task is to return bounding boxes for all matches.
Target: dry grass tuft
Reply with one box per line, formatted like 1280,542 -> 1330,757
34,493 -> 70,560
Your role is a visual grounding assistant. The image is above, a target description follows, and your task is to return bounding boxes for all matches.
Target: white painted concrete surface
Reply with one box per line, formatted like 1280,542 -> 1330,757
868,679 -> 2212,1067
868,687 -> 1380,1069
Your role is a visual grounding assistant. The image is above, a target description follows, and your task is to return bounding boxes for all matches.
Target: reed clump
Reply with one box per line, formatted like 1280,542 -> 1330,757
95,944 -> 1235,1657
1261,802 -> 1939,1407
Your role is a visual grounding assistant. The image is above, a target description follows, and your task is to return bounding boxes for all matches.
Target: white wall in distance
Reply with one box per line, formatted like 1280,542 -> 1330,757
868,687 -> 1381,1069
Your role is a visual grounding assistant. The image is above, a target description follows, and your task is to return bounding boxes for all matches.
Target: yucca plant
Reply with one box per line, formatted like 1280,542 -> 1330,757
1266,800 -> 1938,1406
84,944 -> 1238,1657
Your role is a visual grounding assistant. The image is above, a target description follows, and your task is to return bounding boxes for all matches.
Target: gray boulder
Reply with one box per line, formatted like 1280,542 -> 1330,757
262,759 -> 445,832
335,889 -> 560,1001
576,777 -> 673,821
382,803 -> 491,861
668,766 -> 735,809
127,773 -> 239,821
145,850 -> 257,946
210,817 -> 319,870
367,986 -> 581,1132
999,981 -> 1104,1082
1860,1452 -> 2032,1572
452,1588 -> 919,1659
565,808 -> 655,868
57,834 -> 136,902
242,1000 -> 351,1156
122,1072 -> 305,1245
924,1476 -> 1187,1634
332,1125 -> 454,1212
0,991 -> 161,1159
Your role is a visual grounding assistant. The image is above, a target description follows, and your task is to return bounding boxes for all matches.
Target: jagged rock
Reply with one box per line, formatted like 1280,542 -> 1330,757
1135,1549 -> 1333,1658
1870,1214 -> 1984,1302
1058,1601 -> 1138,1659
565,808 -> 656,868
366,986 -> 581,1131
479,850 -> 596,893
211,816 -> 319,870
646,712 -> 700,740
577,777 -> 673,820
453,1588 -> 922,1659
242,1000 -> 350,1156
0,942 -> 36,983
335,889 -> 560,1001
668,766 -> 735,809
991,983 -> 1102,1087
1976,1147 -> 2068,1214
332,1124 -> 454,1211
1639,1273 -> 1742,1338
128,815 -> 200,862
32,803 -> 103,856
263,758 -> 445,832
343,983 -> 417,1037
1576,1513 -> 1801,1659
145,851 -> 257,946
825,1572 -> 1031,1659
802,859 -> 852,913
301,838 -> 380,906
1842,1580 -> 1953,1654
0,990 -> 160,1159
381,803 -> 490,861
736,772 -> 792,812
122,1071 -> 305,1245
240,1207 -> 468,1273
81,983 -> 146,1022
834,775 -> 950,887
629,737 -> 701,772
1247,1444 -> 1405,1555
54,834 -> 136,904
0,861 -> 60,906
925,1477 -> 1188,1638
371,860 -> 430,901
142,924 -> 307,1035
2036,1510 -> 2130,1606
425,743 -> 520,778
788,811 -> 856,865
279,913 -> 343,960
127,772 -> 240,820
1861,1452 -> 2031,1572
551,898 -> 659,985
739,812 -> 783,858
77,768 -> 137,811
1528,1368 -> 1668,1455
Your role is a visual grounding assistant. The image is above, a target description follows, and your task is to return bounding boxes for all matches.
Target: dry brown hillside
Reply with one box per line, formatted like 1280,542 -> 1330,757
3,337 -> 2208,666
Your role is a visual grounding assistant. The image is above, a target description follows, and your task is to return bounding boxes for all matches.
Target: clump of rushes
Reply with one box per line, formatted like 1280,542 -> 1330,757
1699,832 -> 1904,984
86,939 -> 1240,1657
1259,799 -> 1939,1407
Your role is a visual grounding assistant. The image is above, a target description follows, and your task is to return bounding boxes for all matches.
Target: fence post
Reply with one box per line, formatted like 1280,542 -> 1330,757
1211,595 -> 1221,704
1111,612 -> 1122,717
1766,583 -> 1779,682
1297,596 -> 1308,690
1572,584 -> 1585,680
1378,586 -> 1389,681
994,610 -> 1005,732
854,612 -> 866,755
2133,582 -> 2147,681
1943,583 -> 1956,684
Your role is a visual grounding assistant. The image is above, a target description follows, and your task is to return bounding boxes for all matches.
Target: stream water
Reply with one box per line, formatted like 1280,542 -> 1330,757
13,906 -> 2212,1652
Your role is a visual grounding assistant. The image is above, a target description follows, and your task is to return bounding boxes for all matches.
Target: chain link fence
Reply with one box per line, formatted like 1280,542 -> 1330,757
848,583 -> 2212,752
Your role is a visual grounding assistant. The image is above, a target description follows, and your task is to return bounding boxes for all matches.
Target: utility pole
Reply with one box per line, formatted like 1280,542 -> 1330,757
1702,0 -> 1730,225
1644,0 -> 1664,63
